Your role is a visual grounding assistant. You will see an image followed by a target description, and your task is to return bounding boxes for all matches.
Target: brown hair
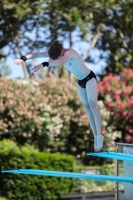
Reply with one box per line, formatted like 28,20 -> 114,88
48,40 -> 63,60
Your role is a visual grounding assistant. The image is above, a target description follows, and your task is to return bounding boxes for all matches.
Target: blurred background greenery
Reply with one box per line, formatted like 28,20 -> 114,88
0,0 -> 133,199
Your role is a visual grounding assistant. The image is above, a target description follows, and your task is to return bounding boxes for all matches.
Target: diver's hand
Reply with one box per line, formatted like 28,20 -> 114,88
14,59 -> 25,66
32,64 -> 43,72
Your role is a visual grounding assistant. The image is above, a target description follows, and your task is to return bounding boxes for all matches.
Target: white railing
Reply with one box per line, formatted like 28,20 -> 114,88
115,142 -> 133,200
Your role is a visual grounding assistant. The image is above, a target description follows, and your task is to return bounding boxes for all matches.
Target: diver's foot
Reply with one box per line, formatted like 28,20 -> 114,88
94,135 -> 104,152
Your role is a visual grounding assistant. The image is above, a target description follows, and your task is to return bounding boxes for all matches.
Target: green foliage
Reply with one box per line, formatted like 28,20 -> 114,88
0,0 -> 40,55
1,0 -> 133,77
0,139 -> 79,200
91,1 -> 133,74
0,0 -> 89,57
0,58 -> 12,76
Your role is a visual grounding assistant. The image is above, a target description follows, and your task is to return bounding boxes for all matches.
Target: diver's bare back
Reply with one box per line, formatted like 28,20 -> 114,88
64,48 -> 90,80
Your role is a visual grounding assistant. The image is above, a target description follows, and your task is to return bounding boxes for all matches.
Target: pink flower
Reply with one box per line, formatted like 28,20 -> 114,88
114,95 -> 120,101
125,135 -> 132,142
125,125 -> 129,131
114,90 -> 121,95
107,103 -> 114,108
129,129 -> 133,134
119,104 -> 124,110
122,112 -> 127,117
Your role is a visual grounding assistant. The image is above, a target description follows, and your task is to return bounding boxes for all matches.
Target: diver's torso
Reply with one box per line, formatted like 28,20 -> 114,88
64,49 -> 90,80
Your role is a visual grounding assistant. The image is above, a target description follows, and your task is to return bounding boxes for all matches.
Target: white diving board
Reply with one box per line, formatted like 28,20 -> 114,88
1,169 -> 133,183
87,151 -> 133,162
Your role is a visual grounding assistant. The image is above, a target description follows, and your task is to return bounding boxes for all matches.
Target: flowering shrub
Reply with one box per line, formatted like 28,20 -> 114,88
98,68 -> 133,143
0,77 -> 92,158
0,76 -> 113,164
0,77 -> 64,151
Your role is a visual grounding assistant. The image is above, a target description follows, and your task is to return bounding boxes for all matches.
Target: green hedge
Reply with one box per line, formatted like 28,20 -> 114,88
0,140 -> 80,200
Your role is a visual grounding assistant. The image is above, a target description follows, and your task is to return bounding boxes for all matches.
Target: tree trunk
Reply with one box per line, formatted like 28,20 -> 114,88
68,30 -> 73,83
